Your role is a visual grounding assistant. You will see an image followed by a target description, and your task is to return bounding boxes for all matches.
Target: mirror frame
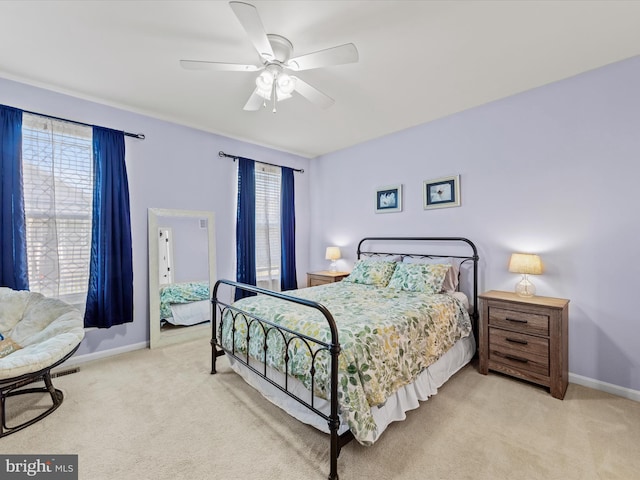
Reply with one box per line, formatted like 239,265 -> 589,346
148,208 -> 216,348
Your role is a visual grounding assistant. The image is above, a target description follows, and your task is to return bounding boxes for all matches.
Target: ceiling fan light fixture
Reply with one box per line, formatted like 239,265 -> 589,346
276,89 -> 292,102
277,73 -> 296,95
256,70 -> 274,90
256,86 -> 272,100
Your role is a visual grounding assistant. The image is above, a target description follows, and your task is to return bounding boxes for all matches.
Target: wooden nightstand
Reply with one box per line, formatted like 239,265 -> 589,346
307,271 -> 349,287
478,290 -> 569,399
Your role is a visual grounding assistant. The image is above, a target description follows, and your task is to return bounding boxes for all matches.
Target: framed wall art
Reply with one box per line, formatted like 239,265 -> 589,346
423,175 -> 460,210
375,184 -> 402,213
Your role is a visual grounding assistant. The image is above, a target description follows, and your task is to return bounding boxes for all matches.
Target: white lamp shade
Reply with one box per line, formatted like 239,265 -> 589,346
275,89 -> 292,101
256,70 -> 274,90
325,246 -> 341,261
277,73 -> 296,94
508,253 -> 543,275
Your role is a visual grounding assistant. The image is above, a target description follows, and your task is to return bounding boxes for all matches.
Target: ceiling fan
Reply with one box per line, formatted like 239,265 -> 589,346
180,1 -> 359,112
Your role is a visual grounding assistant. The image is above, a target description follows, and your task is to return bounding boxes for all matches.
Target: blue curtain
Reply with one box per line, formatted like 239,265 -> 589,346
0,105 -> 29,290
235,157 -> 257,300
84,127 -> 134,328
280,167 -> 297,291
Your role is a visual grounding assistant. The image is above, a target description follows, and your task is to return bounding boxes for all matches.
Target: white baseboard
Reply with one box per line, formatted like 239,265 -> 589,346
569,372 -> 640,402
52,341 -> 149,373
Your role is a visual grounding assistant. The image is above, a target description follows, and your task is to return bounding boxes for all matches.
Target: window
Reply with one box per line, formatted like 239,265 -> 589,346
21,113 -> 93,311
255,163 -> 281,291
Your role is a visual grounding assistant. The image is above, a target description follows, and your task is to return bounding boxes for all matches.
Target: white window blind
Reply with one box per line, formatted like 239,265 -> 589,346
21,113 -> 93,311
255,163 -> 281,291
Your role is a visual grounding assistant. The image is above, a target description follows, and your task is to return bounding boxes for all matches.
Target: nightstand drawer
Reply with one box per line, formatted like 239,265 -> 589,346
489,307 -> 549,336
489,350 -> 549,377
306,271 -> 349,287
309,276 -> 332,287
489,327 -> 549,375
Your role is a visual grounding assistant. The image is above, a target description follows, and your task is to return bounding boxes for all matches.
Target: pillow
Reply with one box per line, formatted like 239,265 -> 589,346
0,336 -> 22,358
387,262 -> 451,294
403,256 -> 459,293
343,260 -> 397,287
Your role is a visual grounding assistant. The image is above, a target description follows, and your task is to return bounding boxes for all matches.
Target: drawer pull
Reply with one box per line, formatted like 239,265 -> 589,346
506,317 -> 528,324
506,337 -> 528,345
505,354 -> 529,364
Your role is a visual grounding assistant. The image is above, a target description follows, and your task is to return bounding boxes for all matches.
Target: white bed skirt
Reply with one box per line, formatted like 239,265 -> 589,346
166,300 -> 210,326
227,333 -> 476,444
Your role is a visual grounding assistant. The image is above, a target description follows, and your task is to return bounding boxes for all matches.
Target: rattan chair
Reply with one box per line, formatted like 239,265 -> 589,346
0,287 -> 85,437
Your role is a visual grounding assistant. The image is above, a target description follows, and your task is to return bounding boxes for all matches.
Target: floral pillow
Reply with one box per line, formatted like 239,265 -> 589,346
343,260 -> 397,287
386,262 -> 451,294
403,257 -> 460,293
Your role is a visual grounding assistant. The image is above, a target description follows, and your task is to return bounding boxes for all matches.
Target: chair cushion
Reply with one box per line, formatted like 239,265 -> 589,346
0,288 -> 85,380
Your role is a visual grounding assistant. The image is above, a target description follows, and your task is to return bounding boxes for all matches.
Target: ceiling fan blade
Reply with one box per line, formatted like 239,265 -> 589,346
243,88 -> 265,111
180,60 -> 260,72
287,43 -> 358,71
229,1 -> 275,61
292,77 -> 334,109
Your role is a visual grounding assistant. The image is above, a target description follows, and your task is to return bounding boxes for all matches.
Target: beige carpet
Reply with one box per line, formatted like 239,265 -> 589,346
3,339 -> 639,480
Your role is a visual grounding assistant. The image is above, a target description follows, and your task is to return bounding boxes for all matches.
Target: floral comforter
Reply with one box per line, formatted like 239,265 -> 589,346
159,281 -> 209,320
221,281 -> 471,445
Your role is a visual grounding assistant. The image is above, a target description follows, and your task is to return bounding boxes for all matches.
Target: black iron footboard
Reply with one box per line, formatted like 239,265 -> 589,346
211,279 -> 350,480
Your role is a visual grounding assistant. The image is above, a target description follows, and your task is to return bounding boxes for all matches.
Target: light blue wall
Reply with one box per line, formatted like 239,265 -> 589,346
309,56 -> 640,392
0,77 -> 311,357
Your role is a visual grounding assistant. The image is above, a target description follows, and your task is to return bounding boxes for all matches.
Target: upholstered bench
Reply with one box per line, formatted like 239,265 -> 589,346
0,287 -> 85,437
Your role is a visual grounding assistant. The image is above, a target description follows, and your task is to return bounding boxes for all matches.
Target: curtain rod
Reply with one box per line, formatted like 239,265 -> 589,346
15,106 -> 145,140
219,151 -> 304,173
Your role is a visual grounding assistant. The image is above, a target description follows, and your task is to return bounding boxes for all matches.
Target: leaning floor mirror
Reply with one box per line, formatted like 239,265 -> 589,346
148,208 -> 216,348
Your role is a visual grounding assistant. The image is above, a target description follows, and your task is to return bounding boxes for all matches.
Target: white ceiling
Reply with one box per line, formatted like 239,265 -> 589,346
1,1 -> 639,158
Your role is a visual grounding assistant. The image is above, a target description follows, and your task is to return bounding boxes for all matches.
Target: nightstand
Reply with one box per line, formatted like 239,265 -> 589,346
306,271 -> 349,287
478,290 -> 569,399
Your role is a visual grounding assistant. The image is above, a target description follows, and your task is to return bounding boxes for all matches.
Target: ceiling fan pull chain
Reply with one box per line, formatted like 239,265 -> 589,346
272,81 -> 277,113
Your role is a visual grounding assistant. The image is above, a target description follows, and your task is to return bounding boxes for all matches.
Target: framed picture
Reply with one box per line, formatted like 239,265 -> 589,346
375,184 -> 402,213
423,175 -> 460,210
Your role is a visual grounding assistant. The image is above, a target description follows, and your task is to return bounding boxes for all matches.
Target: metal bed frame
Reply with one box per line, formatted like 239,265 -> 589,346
211,237 -> 479,480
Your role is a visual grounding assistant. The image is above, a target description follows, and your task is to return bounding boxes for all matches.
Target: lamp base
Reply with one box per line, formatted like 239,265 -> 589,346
329,261 -> 337,272
515,274 -> 536,297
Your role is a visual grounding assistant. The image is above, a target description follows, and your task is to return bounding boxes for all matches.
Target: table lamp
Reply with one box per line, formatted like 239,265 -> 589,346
325,246 -> 341,272
508,253 -> 543,297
